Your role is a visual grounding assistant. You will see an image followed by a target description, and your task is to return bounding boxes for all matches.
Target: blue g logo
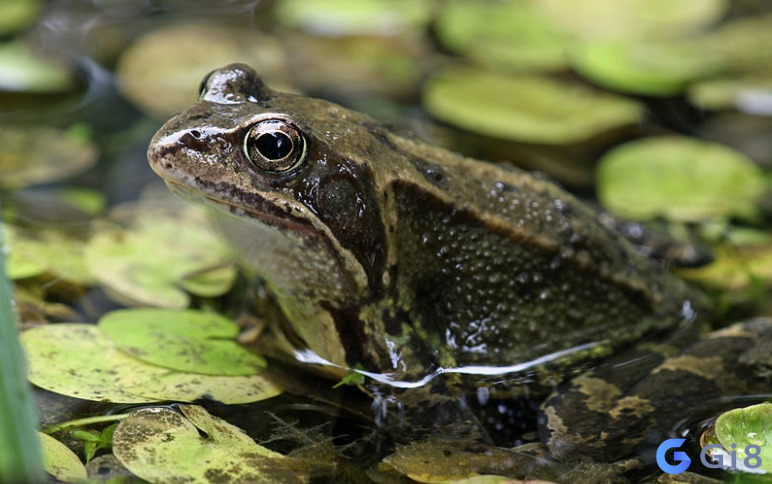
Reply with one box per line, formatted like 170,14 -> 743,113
657,438 -> 691,474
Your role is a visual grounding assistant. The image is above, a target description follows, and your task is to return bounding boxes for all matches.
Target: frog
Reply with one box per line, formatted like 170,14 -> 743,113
147,64 -> 771,474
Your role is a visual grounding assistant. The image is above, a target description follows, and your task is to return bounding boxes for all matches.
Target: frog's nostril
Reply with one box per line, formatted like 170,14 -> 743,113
190,130 -> 202,139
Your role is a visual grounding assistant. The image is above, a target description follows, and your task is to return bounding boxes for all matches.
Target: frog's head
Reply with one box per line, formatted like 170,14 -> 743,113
148,64 -> 391,316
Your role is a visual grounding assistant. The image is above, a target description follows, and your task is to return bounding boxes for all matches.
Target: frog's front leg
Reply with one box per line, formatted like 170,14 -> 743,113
540,319 -> 772,463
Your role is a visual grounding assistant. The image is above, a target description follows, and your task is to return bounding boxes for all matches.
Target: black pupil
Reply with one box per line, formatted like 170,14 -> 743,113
256,132 -> 292,160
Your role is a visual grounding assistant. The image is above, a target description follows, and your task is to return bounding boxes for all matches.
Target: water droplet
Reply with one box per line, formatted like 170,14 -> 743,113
747,432 -> 766,446
476,387 -> 489,406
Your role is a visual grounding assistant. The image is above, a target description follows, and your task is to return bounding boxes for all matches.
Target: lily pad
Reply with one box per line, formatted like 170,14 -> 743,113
5,225 -> 94,284
39,432 -> 88,483
679,243 -> 772,294
689,77 -> 772,113
715,403 -> 772,472
431,0 -> 569,72
21,324 -> 282,404
85,204 -> 237,308
117,23 -> 291,119
99,308 -> 265,376
708,13 -> 772,75
596,136 -> 766,222
0,0 -> 42,36
534,0 -> 727,40
113,405 -> 308,483
423,67 -> 642,144
0,41 -> 75,93
274,0 -> 433,36
0,124 -> 98,189
571,39 -> 722,96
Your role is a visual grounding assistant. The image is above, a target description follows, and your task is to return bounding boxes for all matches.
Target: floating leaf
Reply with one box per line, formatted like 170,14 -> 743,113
689,77 -> 772,113
596,136 -> 766,222
423,67 -> 641,144
5,225 -> 94,284
0,124 -> 98,189
431,0 -> 568,72
534,0 -> 727,40
708,13 -> 772,75
113,405 -> 309,483
0,41 -> 75,93
39,432 -> 88,483
117,23 -> 291,119
85,204 -> 236,308
22,324 -> 282,404
571,39 -> 722,96
274,0 -> 432,35
99,308 -> 265,376
714,403 -> 772,472
680,243 -> 772,293
0,0 -> 42,36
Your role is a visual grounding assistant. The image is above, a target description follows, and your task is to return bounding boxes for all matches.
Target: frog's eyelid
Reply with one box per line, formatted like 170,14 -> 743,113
198,70 -> 216,99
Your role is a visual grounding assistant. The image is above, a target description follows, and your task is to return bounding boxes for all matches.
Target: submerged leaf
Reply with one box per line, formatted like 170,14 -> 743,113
0,41 -> 75,93
113,405 -> 309,483
596,136 -> 766,222
0,124 -> 97,189
99,308 -> 265,376
423,67 -> 641,144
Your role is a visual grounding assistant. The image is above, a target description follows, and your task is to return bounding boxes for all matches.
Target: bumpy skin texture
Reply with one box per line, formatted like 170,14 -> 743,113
148,64 -> 706,384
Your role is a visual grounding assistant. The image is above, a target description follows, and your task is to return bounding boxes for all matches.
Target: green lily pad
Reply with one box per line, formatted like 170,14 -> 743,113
571,39 -> 722,96
679,242 -> 772,294
84,204 -> 237,308
0,124 -> 98,189
39,432 -> 87,483
596,136 -> 766,222
99,308 -> 265,376
534,0 -> 727,40
113,405 -> 308,484
0,0 -> 42,36
434,0 -> 568,72
0,41 -> 75,93
116,23 -> 291,119
715,403 -> 772,472
5,225 -> 94,284
423,67 -> 642,144
21,324 -> 282,404
689,77 -> 772,112
708,13 -> 772,75
274,0 -> 432,35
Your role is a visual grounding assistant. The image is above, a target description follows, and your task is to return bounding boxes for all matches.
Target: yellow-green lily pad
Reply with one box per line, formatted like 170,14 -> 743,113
534,0 -> 727,40
715,403 -> 772,472
22,324 -> 282,404
571,39 -> 722,96
274,0 -> 432,35
0,40 -> 75,93
39,432 -> 88,483
689,77 -> 772,112
99,308 -> 265,376
679,243 -> 772,293
113,405 -> 308,484
84,204 -> 237,308
0,0 -> 42,36
432,0 -> 569,72
116,23 -> 291,119
5,225 -> 94,284
0,124 -> 98,189
708,13 -> 772,75
423,67 -> 642,144
596,136 -> 766,222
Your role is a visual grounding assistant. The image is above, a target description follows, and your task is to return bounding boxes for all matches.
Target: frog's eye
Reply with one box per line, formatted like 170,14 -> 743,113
243,119 -> 307,173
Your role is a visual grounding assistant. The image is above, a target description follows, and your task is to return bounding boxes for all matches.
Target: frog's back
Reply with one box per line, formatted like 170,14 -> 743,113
381,133 -> 704,369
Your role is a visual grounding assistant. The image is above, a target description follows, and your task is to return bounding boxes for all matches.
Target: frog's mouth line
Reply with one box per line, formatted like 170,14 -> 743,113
163,178 -> 315,235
